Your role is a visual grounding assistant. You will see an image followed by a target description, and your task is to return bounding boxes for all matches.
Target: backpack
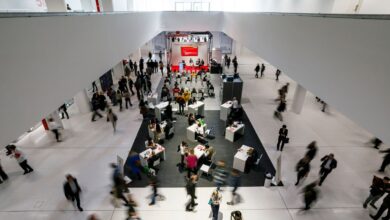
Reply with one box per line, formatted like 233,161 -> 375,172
231,210 -> 242,220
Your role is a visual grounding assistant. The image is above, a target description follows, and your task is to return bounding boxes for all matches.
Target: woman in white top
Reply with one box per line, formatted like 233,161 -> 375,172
8,145 -> 34,174
177,141 -> 188,167
210,188 -> 222,220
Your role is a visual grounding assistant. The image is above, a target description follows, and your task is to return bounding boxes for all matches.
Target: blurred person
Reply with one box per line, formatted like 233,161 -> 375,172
186,149 -> 198,179
177,141 -> 188,168
91,93 -> 103,121
7,145 -> 33,174
276,125 -> 288,151
126,151 -> 142,181
63,174 -> 83,211
232,56 -> 238,73
370,137 -> 383,149
147,151 -> 160,174
227,169 -> 241,205
106,108 -> 118,133
48,118 -> 62,142
370,191 -> 390,220
149,176 -> 161,206
165,102 -> 173,121
319,153 -> 337,186
185,174 -> 198,211
204,144 -> 215,162
128,77 -> 135,95
188,113 -> 196,126
177,94 -> 186,115
126,194 -> 141,220
305,141 -> 318,161
0,158 -> 9,183
274,97 -> 286,121
88,214 -> 100,220
59,103 -> 69,119
301,181 -> 319,210
260,63 -> 265,77
123,90 -> 133,109
364,176 -> 389,209
275,69 -> 281,81
209,188 -> 222,220
139,100 -> 148,119
213,160 -> 228,190
254,63 -> 260,78
227,57 -> 231,69
295,156 -> 311,186
116,90 -> 123,111
111,164 -> 129,207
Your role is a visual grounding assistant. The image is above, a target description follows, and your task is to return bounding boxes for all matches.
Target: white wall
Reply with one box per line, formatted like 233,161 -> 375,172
65,0 -> 82,11
360,0 -> 390,14
0,12 -> 160,145
113,0 -> 127,11
0,0 -> 47,12
80,0 -> 96,11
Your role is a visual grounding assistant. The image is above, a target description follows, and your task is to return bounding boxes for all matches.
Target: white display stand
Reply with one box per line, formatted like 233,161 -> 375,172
233,145 -> 253,172
186,123 -> 207,142
147,93 -> 158,106
220,101 -> 232,121
139,144 -> 166,167
188,101 -> 205,116
154,101 -> 169,121
194,144 -> 206,159
225,123 -> 245,142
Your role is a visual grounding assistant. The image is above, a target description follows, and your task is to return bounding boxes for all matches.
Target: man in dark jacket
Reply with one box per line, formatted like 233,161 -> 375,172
319,153 -> 337,186
370,192 -> 390,220
364,176 -> 389,209
276,125 -> 288,151
260,63 -> 265,77
91,93 -> 103,121
63,174 -> 83,211
254,64 -> 260,78
295,156 -> 311,186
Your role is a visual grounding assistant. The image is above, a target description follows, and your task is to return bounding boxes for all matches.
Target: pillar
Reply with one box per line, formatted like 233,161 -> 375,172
127,0 -> 134,11
101,0 -> 114,12
291,84 -> 307,114
74,89 -> 91,114
45,0 -> 67,12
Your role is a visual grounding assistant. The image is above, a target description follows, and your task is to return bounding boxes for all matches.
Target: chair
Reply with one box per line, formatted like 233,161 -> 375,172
200,152 -> 216,178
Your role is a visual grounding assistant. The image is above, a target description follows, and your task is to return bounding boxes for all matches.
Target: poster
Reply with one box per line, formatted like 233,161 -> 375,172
181,46 -> 198,56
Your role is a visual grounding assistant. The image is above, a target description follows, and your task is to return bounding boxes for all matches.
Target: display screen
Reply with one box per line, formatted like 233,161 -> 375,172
181,46 -> 198,56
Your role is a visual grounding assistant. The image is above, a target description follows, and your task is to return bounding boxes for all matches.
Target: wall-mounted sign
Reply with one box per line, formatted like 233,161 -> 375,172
181,46 -> 198,56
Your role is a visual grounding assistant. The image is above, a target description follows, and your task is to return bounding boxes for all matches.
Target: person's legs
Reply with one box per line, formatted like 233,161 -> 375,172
64,110 -> 69,119
119,100 -> 122,111
74,193 -> 83,211
212,204 -> 219,220
280,140 -> 285,151
19,161 -> 29,174
276,137 -> 282,151
24,160 -> 33,172
370,193 -> 384,207
319,169 -> 329,186
364,193 -> 375,207
0,166 -> 8,181
180,154 -> 184,167
371,203 -> 387,219
379,158 -> 390,172
112,121 -> 116,132
296,172 -> 302,185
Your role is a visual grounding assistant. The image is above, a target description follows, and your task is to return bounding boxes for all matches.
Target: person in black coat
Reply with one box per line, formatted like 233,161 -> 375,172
319,153 -> 337,186
370,192 -> 390,220
260,63 -> 265,77
379,148 -> 390,172
305,141 -> 318,161
276,125 -> 288,151
295,156 -> 311,185
63,174 -> 83,211
254,64 -> 260,78
185,174 -> 198,211
91,93 -> 103,121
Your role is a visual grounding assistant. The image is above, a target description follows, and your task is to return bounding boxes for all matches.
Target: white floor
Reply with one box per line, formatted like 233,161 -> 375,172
0,50 -> 385,220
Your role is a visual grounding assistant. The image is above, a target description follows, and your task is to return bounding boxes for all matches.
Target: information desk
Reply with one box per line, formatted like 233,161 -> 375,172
188,101 -> 205,117
233,145 -> 254,172
225,123 -> 245,142
154,101 -> 169,121
220,101 -> 232,121
139,144 -> 166,167
194,144 -> 206,159
147,93 -> 158,106
187,123 -> 207,142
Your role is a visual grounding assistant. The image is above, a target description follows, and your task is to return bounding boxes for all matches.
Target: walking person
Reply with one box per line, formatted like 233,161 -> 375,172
111,164 -> 129,207
276,125 -> 288,151
107,108 -> 118,133
128,77 -> 135,95
370,192 -> 390,220
209,188 -> 222,220
63,174 -> 83,211
379,148 -> 390,172
233,56 -> 238,73
48,118 -> 62,142
91,93 -> 103,121
149,176 -> 160,206
6,145 -> 33,174
185,174 -> 198,211
213,160 -> 228,190
227,169 -> 241,205
305,141 -> 318,161
295,156 -> 311,186
123,90 -> 133,109
59,103 -> 69,119
177,141 -> 188,168
0,158 -> 9,184
116,90 -> 123,111
185,149 -> 198,179
275,69 -> 281,81
227,57 -> 231,69
301,181 -> 319,210
319,153 -> 337,186
254,64 -> 260,78
364,176 -> 389,209
260,63 -> 265,77
274,97 -> 286,121
370,137 -> 383,149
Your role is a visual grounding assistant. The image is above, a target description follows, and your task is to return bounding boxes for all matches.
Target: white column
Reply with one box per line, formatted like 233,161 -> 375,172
46,0 -> 67,12
101,0 -> 114,11
127,0 -> 134,11
74,89 -> 91,114
291,84 -> 307,114
80,0 -> 96,11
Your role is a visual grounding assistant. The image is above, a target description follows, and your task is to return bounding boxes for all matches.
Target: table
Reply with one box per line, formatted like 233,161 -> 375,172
233,145 -> 253,172
225,123 -> 245,142
139,144 -> 166,167
154,101 -> 169,121
187,123 -> 207,142
188,101 -> 205,116
194,144 -> 206,159
147,93 -> 158,105
220,101 -> 232,121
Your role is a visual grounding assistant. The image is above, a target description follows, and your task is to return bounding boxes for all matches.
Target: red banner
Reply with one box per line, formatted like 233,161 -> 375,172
181,47 -> 198,56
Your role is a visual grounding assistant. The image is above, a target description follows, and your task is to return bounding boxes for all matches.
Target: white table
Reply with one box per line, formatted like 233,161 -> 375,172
139,144 -> 166,167
154,101 -> 169,121
187,123 -> 207,142
188,101 -> 205,116
194,144 -> 206,159
225,123 -> 245,142
220,101 -> 232,121
147,93 -> 158,105
233,145 -> 253,172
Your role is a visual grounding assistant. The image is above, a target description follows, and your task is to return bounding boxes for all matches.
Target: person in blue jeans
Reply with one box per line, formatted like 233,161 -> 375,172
210,188 -> 222,220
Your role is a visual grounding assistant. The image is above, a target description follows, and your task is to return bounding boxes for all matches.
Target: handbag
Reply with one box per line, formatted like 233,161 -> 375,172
285,137 -> 290,143
208,198 -> 212,205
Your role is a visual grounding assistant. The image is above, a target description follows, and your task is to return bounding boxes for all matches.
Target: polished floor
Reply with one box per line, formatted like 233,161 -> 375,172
0,49 -> 385,220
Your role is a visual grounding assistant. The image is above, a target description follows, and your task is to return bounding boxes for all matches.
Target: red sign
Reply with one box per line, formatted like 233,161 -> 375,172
181,47 -> 198,56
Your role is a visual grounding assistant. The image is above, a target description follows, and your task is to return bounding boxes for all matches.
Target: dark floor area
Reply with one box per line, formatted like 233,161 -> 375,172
127,108 -> 275,188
